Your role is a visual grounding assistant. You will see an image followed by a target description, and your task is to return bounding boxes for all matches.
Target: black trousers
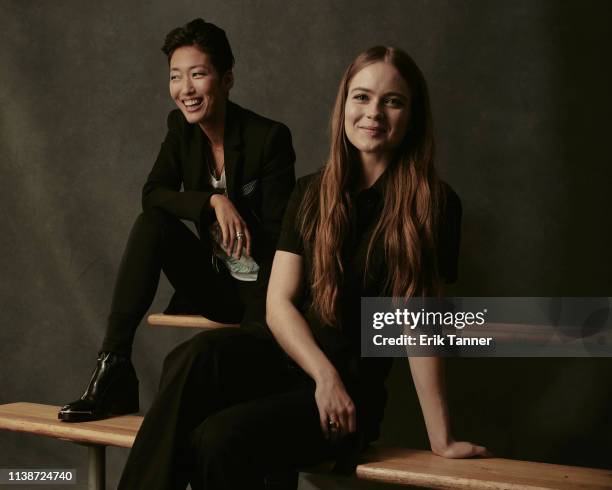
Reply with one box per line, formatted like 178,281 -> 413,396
118,328 -> 339,490
101,208 -> 256,356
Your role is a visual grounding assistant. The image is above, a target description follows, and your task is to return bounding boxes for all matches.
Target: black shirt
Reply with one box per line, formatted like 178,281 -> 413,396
276,170 -> 462,437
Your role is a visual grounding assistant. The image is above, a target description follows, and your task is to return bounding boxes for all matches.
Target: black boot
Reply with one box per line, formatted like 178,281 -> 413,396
58,352 -> 139,422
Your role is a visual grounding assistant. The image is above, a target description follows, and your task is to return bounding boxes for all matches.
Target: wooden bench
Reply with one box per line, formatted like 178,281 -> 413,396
2,315 -> 610,489
1,402 -> 611,489
0,402 -> 139,490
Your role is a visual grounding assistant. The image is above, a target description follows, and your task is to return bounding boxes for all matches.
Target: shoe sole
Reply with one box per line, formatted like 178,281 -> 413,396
58,406 -> 138,423
58,377 -> 139,423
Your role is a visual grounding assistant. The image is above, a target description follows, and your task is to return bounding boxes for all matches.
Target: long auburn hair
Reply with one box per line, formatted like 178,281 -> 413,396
298,46 -> 444,326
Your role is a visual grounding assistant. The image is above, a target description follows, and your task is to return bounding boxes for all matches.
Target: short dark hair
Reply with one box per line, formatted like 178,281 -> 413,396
161,18 -> 234,75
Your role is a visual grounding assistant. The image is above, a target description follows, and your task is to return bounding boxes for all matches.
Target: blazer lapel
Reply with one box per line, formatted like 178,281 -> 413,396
188,124 -> 207,191
223,101 -> 243,201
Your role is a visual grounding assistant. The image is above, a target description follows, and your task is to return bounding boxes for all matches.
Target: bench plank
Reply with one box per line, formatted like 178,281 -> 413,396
0,403 -> 141,448
356,447 -> 612,489
147,314 -> 238,329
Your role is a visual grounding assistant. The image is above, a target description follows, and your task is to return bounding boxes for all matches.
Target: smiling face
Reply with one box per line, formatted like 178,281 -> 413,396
169,44 -> 233,126
344,61 -> 411,161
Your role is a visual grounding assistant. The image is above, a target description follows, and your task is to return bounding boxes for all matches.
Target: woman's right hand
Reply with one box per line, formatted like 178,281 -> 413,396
314,370 -> 356,442
210,194 -> 252,258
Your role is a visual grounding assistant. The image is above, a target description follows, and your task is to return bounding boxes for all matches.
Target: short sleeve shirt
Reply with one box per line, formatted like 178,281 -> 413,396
277,171 -> 462,385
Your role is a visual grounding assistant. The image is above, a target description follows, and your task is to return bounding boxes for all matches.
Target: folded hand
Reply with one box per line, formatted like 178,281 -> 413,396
210,194 -> 252,258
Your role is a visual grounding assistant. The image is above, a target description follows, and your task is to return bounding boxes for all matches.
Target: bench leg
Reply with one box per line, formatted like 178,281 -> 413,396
88,445 -> 106,490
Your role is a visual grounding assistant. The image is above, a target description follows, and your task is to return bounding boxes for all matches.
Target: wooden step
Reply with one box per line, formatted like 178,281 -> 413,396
0,402 -> 140,448
147,313 -> 238,329
356,446 -> 612,489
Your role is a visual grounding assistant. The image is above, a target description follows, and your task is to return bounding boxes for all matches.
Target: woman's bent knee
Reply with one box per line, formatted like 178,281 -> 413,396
190,412 -> 251,466
133,208 -> 176,235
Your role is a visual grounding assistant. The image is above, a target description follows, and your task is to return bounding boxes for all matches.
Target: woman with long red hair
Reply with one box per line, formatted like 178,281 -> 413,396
119,45 -> 487,490
267,45 -> 487,464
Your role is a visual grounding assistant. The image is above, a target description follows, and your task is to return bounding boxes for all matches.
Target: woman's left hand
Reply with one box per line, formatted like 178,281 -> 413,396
314,370 -> 356,443
432,440 -> 492,459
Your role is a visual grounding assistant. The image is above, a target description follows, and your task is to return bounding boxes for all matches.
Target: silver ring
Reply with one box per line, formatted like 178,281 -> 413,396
236,232 -> 245,240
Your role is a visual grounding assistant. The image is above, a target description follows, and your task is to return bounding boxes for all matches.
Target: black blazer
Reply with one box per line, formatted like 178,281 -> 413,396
142,101 -> 296,322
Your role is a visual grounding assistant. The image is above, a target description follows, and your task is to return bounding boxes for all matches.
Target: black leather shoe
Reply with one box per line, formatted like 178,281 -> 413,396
58,352 -> 139,422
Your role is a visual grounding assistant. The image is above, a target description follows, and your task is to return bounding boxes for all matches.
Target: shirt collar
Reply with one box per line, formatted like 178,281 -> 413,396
357,165 -> 389,201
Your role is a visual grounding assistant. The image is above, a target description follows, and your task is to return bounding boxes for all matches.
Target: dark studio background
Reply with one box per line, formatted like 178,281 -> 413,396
1,1 -> 611,489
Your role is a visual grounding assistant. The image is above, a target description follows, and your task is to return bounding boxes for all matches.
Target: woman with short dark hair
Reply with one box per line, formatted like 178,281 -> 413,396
58,18 -> 295,424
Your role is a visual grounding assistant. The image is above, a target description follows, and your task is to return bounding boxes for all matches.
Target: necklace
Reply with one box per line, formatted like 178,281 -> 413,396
208,144 -> 225,180
211,162 -> 225,180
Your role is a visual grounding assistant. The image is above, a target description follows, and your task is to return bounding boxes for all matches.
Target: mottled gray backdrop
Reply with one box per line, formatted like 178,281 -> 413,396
2,1 -> 611,489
